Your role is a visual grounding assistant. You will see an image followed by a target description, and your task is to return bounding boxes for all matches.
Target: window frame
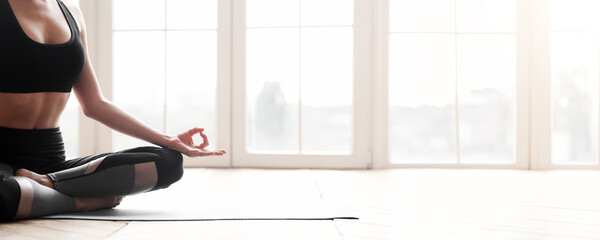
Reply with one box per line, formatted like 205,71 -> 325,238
231,0 -> 372,169
373,0 -> 531,169
530,0 -> 600,170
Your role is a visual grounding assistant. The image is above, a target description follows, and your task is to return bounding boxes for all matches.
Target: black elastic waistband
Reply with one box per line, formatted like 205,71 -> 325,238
0,126 -> 65,167
0,126 -> 60,134
0,126 -> 62,146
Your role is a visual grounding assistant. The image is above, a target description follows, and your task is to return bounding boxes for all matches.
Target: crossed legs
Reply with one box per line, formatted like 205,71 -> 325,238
0,147 -> 183,220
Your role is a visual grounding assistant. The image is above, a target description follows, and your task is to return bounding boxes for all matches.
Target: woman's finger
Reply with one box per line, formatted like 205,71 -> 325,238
185,149 -> 227,157
179,128 -> 197,146
176,132 -> 193,147
195,131 -> 209,149
187,127 -> 204,136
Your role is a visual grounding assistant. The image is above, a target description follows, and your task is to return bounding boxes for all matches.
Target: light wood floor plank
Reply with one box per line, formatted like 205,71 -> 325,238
107,221 -> 342,240
0,220 -> 127,240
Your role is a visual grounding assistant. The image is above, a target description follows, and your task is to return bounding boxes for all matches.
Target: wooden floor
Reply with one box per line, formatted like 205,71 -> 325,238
2,168 -> 600,239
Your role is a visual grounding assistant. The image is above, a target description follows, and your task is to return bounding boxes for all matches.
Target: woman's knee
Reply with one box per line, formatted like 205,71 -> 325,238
151,147 -> 184,190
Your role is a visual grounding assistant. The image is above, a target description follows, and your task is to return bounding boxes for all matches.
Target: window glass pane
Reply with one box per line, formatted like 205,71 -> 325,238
389,0 -> 454,33
166,31 -> 217,148
167,0 -> 217,30
113,0 -> 165,30
60,95 -> 79,159
456,0 -> 516,33
389,34 -> 457,163
246,0 -> 299,27
551,0 -> 600,32
551,33 -> 600,164
300,0 -> 353,26
301,27 -> 353,154
457,34 -> 516,163
246,28 -> 300,153
113,31 -> 165,150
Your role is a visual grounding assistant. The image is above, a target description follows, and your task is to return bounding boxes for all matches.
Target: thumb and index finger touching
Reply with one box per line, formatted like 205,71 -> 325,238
186,127 -> 209,149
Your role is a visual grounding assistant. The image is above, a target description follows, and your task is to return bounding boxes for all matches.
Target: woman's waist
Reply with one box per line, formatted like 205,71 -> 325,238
0,125 -> 65,152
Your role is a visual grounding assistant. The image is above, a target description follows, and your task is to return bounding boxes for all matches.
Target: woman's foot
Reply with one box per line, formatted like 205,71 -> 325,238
15,168 -> 54,189
75,196 -> 124,212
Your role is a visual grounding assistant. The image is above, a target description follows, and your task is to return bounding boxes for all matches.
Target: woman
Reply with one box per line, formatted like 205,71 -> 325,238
0,0 -> 226,220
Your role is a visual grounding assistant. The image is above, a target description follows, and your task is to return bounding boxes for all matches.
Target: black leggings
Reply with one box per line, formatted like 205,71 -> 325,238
0,127 -> 183,220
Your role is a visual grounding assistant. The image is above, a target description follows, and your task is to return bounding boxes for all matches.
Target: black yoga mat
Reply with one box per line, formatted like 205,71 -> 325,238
43,170 -> 358,221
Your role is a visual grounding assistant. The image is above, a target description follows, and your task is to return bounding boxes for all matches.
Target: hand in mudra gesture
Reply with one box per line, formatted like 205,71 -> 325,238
168,127 -> 226,157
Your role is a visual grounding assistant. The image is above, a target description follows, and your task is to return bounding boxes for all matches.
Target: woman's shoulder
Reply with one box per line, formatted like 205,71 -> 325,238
60,0 -> 85,33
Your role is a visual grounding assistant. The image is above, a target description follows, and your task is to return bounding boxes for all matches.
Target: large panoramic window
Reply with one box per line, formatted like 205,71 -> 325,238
93,0 -> 599,169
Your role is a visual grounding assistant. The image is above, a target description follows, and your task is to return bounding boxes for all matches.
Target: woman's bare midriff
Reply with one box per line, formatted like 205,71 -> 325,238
0,92 -> 70,129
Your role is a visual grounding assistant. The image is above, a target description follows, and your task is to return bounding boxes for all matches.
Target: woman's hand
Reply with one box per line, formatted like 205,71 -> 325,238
167,127 -> 226,157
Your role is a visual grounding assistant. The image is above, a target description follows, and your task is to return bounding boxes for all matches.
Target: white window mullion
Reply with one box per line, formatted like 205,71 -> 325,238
298,1 -> 303,155
231,0 -> 248,166
529,0 -> 550,170
215,0 -> 234,167
163,0 -> 168,140
353,0 -> 374,168
372,0 -> 390,169
515,0 -> 532,170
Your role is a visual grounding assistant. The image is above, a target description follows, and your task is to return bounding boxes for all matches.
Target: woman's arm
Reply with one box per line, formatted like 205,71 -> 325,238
65,2 -> 225,157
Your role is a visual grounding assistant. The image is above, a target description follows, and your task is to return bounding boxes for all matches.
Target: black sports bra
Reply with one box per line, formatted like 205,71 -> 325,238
0,0 -> 85,93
